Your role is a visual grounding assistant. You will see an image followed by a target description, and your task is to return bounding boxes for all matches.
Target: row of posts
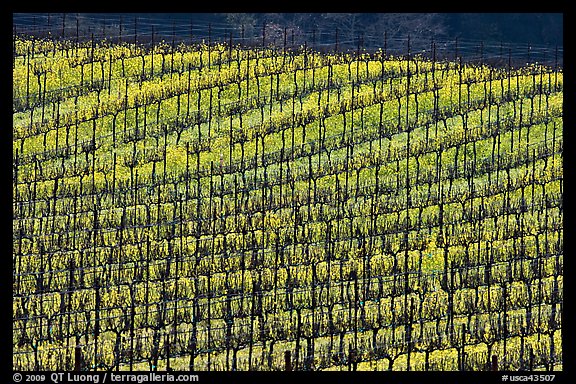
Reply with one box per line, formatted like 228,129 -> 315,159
72,345 -> 509,371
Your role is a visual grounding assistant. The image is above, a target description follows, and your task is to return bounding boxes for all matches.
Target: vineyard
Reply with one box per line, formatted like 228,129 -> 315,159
12,30 -> 563,372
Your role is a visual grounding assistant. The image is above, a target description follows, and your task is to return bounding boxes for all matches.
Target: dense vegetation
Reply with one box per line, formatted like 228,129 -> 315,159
12,35 -> 562,371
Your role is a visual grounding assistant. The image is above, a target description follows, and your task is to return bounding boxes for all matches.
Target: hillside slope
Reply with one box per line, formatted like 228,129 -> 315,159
13,37 -> 563,371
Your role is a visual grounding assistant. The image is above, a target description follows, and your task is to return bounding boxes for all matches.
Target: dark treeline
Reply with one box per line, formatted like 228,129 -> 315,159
445,13 -> 562,47
13,13 -> 562,48
225,13 -> 563,47
12,13 -> 563,68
